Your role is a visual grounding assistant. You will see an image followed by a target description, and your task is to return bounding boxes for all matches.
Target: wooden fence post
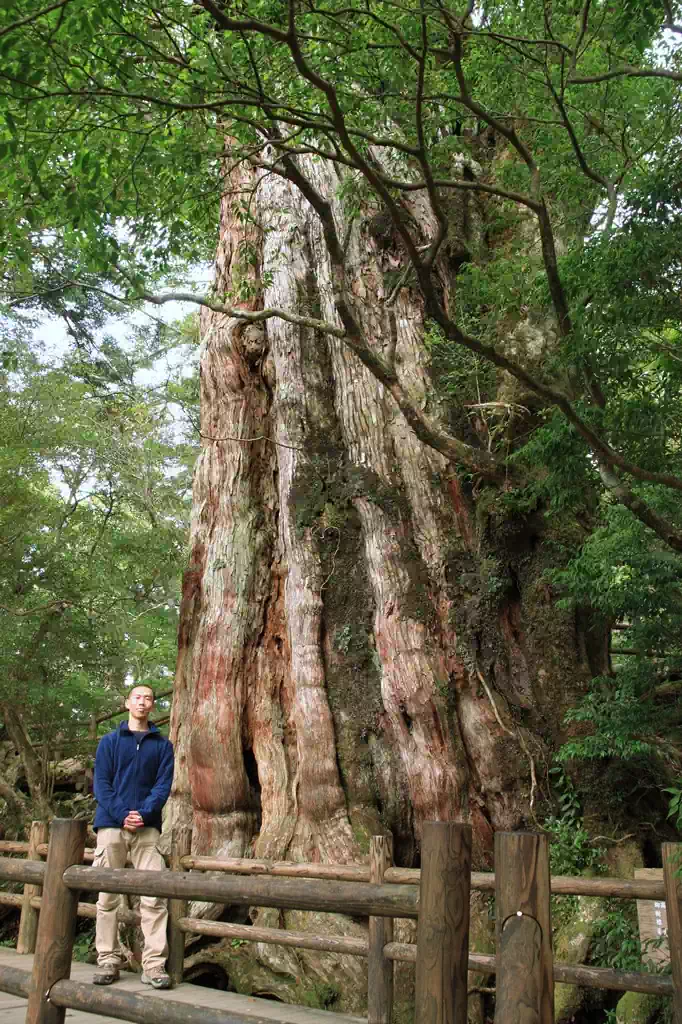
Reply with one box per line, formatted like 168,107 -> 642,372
414,821 -> 472,1024
494,831 -> 554,1024
26,818 -> 86,1024
368,834 -> 394,1024
17,821 -> 49,955
662,843 -> 682,1024
167,825 -> 192,986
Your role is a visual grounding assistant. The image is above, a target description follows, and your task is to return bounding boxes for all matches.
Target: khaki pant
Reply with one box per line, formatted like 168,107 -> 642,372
94,827 -> 168,973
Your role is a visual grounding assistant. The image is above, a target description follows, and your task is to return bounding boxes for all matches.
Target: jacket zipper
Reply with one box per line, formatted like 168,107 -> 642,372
134,730 -> 151,815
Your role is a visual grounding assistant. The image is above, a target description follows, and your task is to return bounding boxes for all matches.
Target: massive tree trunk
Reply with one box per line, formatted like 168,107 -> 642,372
169,153 -> 607,1011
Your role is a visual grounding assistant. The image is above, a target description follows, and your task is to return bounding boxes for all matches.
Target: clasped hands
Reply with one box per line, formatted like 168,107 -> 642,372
123,810 -> 144,832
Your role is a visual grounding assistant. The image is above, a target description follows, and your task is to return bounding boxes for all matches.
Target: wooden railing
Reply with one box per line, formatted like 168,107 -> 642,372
1,820 -> 681,1024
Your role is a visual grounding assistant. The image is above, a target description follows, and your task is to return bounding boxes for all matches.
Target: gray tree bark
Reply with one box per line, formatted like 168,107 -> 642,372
169,153 -> 606,1012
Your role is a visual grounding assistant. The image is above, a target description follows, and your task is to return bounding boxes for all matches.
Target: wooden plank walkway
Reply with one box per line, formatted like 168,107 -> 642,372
0,951 -> 365,1024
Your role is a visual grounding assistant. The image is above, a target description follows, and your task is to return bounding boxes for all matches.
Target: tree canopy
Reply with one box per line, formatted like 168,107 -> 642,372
2,0 -> 682,815
0,321 -> 197,813
2,0 -> 682,547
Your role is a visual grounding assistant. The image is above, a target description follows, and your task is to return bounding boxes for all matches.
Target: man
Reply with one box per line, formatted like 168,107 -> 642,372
92,683 -> 174,989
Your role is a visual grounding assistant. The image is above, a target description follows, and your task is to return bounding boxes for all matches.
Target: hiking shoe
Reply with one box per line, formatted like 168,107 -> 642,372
141,968 -> 171,989
93,967 -> 120,986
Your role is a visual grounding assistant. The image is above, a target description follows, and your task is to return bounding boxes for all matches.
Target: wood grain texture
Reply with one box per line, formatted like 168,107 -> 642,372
662,843 -> 682,1024
63,865 -> 419,918
0,962 -> 31,998
167,826 -> 192,986
159,857 -> 668,900
4,842 -> 671,900
0,892 -> 24,908
0,841 -> 30,855
178,917 -> 368,956
49,978 -> 294,1024
414,822 -> 472,1024
17,821 -> 49,955
494,832 -> 553,1024
36,844 -> 94,863
376,943 -> 673,996
0,857 -> 45,886
26,818 -> 86,1024
368,835 -> 393,1024
386,867 -> 665,899
180,856 -> 369,882
495,915 -> 543,1024
551,962 -> 672,997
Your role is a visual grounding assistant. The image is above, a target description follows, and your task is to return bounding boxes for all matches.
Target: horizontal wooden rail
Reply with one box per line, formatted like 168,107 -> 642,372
0,892 -> 24,909
553,962 -> 673,997
36,844 -> 95,862
178,916 -> 368,956
27,894 -> 141,926
0,841 -> 35,856
0,857 -> 45,886
0,964 -> 288,1024
179,855 -> 666,900
0,841 -> 95,862
2,844 -> 667,899
3,933 -> 666,1006
381,945 -> 673,996
63,865 -> 421,918
50,977 -> 289,1024
0,860 -> 139,925
545,874 -> 665,899
178,920 -> 673,998
181,855 -> 370,882
0,963 -> 29,998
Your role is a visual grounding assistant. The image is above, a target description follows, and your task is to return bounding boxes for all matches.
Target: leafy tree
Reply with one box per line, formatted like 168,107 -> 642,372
0,332 -> 197,814
3,1 -> 681,1004
1,0 -> 681,549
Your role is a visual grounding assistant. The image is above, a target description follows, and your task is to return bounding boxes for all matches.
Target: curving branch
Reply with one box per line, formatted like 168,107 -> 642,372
141,290 -> 347,338
142,287 -> 504,480
568,67 -> 682,85
598,465 -> 682,554
430,307 -> 682,495
0,0 -> 73,41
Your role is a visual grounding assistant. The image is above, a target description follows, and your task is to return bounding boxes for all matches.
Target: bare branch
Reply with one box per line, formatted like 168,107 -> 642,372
194,0 -> 289,43
545,78 -> 618,233
199,431 -> 303,451
449,30 -> 540,189
598,464 -> 682,553
431,309 -> 682,493
0,601 -> 72,617
415,3 -> 449,268
0,0 -> 73,40
141,291 -> 346,337
661,0 -> 682,33
568,67 -> 682,85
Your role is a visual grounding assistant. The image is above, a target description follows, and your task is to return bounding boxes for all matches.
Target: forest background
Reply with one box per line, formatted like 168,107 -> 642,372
1,0 -> 682,1021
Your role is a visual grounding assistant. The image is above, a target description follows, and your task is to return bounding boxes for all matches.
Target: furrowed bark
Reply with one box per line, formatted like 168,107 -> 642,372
170,147 -> 607,1011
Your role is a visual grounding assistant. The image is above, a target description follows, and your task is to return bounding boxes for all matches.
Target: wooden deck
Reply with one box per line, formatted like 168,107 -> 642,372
0,950 -> 365,1024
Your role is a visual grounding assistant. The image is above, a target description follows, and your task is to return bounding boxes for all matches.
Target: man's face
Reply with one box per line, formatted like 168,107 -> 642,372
126,687 -> 155,721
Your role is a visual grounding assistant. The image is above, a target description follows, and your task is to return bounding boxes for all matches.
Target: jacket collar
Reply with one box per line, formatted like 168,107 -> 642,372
117,721 -> 160,735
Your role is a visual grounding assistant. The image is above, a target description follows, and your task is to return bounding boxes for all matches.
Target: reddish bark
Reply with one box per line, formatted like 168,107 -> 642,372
169,155 -> 606,1007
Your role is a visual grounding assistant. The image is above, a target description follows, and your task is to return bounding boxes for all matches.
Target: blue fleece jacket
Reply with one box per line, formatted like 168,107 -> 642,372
93,722 -> 174,832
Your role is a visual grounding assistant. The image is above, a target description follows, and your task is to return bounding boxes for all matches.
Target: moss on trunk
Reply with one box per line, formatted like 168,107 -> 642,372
170,150 -> 609,1014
